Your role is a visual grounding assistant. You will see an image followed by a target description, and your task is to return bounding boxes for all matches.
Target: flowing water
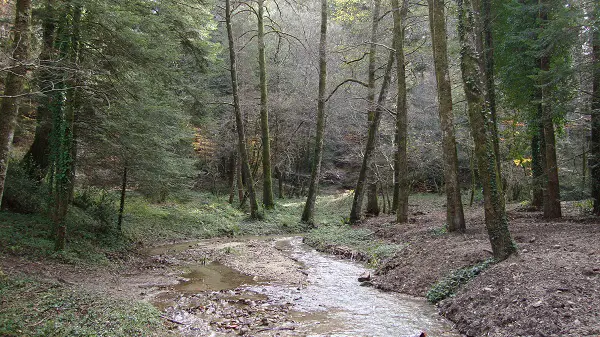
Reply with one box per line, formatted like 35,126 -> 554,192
151,237 -> 459,337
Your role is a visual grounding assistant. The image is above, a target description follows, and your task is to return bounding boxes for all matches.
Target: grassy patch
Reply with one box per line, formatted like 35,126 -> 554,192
426,259 -> 495,304
0,207 -> 129,265
0,275 -> 171,337
304,225 -> 402,266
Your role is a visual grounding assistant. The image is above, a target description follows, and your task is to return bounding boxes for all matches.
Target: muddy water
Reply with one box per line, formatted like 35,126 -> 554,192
152,237 -> 458,337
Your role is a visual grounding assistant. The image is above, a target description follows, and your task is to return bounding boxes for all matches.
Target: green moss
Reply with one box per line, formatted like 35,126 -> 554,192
0,276 -> 172,337
426,258 -> 495,304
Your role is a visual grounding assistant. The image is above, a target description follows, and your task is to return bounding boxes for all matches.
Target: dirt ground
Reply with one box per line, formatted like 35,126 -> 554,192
370,202 -> 600,337
1,237 -> 308,336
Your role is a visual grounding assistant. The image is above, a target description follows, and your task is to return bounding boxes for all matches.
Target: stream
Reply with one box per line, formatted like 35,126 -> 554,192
150,237 -> 459,337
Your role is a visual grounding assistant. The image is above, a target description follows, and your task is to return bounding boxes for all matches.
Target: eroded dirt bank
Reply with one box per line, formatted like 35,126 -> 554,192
369,204 -> 600,337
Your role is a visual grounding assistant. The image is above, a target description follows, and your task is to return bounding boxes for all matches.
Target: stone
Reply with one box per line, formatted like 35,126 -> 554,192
358,272 -> 371,282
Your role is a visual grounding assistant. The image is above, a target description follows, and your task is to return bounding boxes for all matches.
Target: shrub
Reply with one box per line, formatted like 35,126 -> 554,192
426,258 -> 495,304
1,162 -> 46,214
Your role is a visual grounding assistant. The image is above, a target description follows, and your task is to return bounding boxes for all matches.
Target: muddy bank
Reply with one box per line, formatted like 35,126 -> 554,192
368,204 -> 600,336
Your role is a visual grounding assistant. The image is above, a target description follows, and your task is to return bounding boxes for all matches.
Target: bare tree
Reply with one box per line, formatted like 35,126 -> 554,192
426,0 -> 466,232
301,0 -> 328,225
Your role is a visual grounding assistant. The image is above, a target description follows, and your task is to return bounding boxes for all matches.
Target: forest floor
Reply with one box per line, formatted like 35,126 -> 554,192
369,199 -> 600,337
1,191 -> 599,336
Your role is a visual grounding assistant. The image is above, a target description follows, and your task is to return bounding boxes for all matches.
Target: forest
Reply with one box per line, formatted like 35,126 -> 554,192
0,0 -> 599,336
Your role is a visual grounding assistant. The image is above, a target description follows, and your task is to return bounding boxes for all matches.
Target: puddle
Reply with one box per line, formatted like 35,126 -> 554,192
175,262 -> 257,293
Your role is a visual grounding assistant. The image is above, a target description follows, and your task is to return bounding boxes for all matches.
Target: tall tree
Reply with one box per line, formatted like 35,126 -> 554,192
21,0 -> 56,180
457,0 -> 516,260
257,0 -> 275,209
538,0 -> 561,219
591,2 -> 600,215
427,0 -> 466,232
349,46 -> 396,224
226,0 -> 259,218
301,0 -> 328,224
392,0 -> 409,223
0,0 -> 32,208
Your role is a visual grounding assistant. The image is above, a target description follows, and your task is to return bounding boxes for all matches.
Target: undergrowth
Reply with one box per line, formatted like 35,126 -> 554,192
426,258 -> 495,304
0,276 -> 172,337
304,225 -> 401,266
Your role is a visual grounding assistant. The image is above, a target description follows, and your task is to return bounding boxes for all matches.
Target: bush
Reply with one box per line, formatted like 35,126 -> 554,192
1,162 -> 46,214
72,187 -> 117,227
426,259 -> 495,304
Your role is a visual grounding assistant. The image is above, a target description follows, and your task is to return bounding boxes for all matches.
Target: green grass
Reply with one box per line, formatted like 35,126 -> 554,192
0,207 -> 129,265
304,224 -> 402,266
0,275 -> 172,337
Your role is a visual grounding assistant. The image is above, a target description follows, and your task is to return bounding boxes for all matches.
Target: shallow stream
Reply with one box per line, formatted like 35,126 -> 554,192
151,237 -> 458,337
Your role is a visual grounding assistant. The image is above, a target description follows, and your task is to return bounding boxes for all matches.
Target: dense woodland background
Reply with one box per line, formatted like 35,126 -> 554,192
0,0 -> 598,259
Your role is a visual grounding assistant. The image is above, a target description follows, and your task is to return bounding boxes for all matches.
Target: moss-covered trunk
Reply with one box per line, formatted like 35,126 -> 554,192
349,48 -> 396,224
427,0 -> 465,232
0,0 -> 32,208
257,0 -> 275,209
226,0 -> 259,218
592,3 -> 600,215
302,0 -> 328,225
391,0 -> 409,223
457,0 -> 516,260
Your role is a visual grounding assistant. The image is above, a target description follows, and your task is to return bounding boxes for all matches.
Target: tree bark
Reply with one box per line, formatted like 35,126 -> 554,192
257,0 -> 275,209
590,2 -> 600,215
366,182 -> 380,216
228,151 -> 237,204
301,0 -> 328,225
457,0 -> 516,260
0,0 -> 32,208
349,48 -> 396,224
427,0 -> 466,232
367,0 -> 381,122
226,0 -> 259,218
117,165 -> 127,232
392,0 -> 409,223
538,2 -> 561,219
21,0 -> 55,181
531,128 -> 544,208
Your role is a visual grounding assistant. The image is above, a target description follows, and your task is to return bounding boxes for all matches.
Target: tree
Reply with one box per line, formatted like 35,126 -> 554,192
226,0 -> 259,218
427,0 -> 466,232
391,0 -> 409,223
591,1 -> 600,214
349,46 -> 396,224
457,0 -> 516,260
301,0 -> 328,225
0,0 -> 32,208
257,0 -> 275,209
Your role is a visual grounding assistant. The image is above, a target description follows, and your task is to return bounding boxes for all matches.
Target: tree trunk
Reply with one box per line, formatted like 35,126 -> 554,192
349,48 -> 396,224
590,3 -> 600,215
228,151 -> 237,204
366,182 -> 380,216
53,5 -> 81,251
538,3 -> 561,219
257,0 -> 275,209
457,0 -> 516,260
301,0 -> 328,225
0,0 -> 32,208
531,128 -> 544,208
481,0 -> 501,176
226,0 -> 259,218
427,0 -> 466,232
392,0 -> 409,223
117,165 -> 127,232
21,0 -> 55,181
367,0 -> 381,122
